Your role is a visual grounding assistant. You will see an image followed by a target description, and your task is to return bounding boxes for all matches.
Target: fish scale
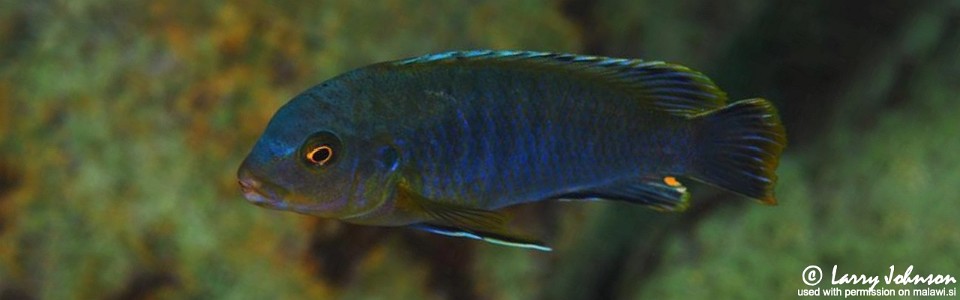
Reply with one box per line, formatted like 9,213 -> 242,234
422,71 -> 674,204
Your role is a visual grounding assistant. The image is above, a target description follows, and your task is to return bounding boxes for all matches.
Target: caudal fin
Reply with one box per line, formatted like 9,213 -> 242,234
689,98 -> 786,204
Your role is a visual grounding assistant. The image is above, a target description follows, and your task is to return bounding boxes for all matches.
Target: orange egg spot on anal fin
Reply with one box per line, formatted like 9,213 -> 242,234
663,176 -> 681,187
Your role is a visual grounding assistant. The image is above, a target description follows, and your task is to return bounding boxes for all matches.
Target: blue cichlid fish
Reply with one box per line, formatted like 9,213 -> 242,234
238,50 -> 786,251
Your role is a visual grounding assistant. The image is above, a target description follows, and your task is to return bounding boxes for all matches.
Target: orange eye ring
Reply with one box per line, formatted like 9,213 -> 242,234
305,145 -> 334,166
300,131 -> 341,167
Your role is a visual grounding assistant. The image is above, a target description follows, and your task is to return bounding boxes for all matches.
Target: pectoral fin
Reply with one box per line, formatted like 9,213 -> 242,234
556,176 -> 691,212
397,185 -> 551,251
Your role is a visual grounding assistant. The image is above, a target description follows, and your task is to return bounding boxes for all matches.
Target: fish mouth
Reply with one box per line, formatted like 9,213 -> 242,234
237,169 -> 287,209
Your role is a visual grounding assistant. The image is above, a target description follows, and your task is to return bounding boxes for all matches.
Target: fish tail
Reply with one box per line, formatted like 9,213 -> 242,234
689,98 -> 786,204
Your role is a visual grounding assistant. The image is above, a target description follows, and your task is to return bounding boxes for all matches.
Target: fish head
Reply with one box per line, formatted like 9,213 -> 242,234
237,86 -> 398,219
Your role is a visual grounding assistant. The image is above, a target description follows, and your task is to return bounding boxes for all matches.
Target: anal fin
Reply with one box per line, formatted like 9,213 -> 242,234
556,176 -> 691,212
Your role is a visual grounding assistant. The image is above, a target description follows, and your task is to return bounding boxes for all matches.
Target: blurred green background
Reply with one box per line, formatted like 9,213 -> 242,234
1,0 -> 958,299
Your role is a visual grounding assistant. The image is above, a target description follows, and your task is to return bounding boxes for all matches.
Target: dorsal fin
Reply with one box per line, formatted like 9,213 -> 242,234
389,50 -> 728,115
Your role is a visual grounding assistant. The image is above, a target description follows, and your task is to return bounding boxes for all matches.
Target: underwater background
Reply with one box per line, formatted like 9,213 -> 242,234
1,0 -> 958,299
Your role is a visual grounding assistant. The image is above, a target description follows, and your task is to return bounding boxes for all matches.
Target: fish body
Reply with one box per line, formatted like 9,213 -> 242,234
238,50 -> 786,250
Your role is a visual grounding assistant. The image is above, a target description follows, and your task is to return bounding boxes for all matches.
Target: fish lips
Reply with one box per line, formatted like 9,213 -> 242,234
237,168 -> 288,210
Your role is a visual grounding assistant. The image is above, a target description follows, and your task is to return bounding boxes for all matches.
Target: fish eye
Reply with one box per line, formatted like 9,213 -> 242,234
300,131 -> 341,167
306,145 -> 333,166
